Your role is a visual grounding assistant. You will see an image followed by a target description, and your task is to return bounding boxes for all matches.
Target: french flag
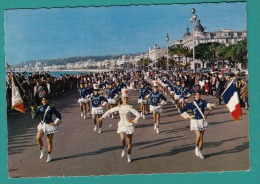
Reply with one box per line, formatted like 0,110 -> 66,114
221,81 -> 242,121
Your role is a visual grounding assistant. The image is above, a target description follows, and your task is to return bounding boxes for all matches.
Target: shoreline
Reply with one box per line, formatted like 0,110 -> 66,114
6,69 -> 113,73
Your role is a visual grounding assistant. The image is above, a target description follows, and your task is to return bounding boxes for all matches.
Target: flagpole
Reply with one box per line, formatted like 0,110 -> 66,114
6,63 -> 26,96
205,99 -> 219,120
6,63 -> 32,110
205,76 -> 240,121
220,77 -> 236,97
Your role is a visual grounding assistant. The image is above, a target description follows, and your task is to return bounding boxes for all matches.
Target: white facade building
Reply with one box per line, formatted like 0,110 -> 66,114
172,19 -> 247,69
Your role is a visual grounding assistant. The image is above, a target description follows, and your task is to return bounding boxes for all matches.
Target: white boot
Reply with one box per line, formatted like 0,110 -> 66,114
127,154 -> 131,163
140,112 -> 143,118
143,114 -> 146,119
154,124 -> 156,130
46,154 -> 52,163
121,149 -> 126,157
156,128 -> 160,134
84,115 -> 86,119
80,112 -> 83,117
195,146 -> 199,156
198,150 -> 205,159
94,125 -> 97,131
98,128 -> 102,134
40,147 -> 46,159
112,114 -> 114,119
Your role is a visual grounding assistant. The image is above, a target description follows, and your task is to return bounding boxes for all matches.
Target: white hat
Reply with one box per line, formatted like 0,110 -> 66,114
93,83 -> 99,90
153,81 -> 159,87
121,88 -> 129,98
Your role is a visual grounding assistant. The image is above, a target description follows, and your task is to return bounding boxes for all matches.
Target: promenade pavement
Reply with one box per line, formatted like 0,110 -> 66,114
7,85 -> 249,178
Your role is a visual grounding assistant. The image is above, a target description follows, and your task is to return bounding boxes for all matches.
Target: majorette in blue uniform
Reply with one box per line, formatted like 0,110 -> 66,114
31,87 -> 62,163
179,87 -> 216,159
91,83 -> 108,133
78,81 -> 88,103
107,83 -> 117,105
148,81 -> 167,134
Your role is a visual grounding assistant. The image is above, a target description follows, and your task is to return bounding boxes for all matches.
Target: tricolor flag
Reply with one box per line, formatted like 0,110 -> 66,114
11,73 -> 25,113
221,80 -> 242,121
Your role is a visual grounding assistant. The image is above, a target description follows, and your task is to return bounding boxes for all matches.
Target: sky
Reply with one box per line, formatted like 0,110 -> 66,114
4,2 -> 246,65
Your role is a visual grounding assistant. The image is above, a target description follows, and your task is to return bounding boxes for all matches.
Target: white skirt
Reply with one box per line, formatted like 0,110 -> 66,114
38,122 -> 58,134
190,119 -> 209,131
162,83 -> 168,87
138,99 -> 147,104
108,98 -> 117,105
78,98 -> 89,104
150,105 -> 163,114
174,94 -> 181,100
91,107 -> 104,115
117,126 -> 135,134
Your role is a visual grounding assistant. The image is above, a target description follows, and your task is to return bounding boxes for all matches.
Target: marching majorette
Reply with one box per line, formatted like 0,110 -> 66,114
161,74 -> 169,95
99,88 -> 141,163
77,81 -> 88,119
31,87 -> 62,163
90,83 -> 108,133
138,82 -> 150,119
179,82 -> 192,109
106,82 -> 118,119
180,88 -> 216,159
85,81 -> 93,116
148,81 -> 167,134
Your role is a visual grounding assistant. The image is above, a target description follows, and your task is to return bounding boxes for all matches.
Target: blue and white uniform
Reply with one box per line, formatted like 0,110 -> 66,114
149,92 -> 167,114
78,87 -> 88,103
91,94 -> 108,114
138,88 -> 150,104
33,104 -> 61,134
180,99 -> 212,131
107,87 -> 117,104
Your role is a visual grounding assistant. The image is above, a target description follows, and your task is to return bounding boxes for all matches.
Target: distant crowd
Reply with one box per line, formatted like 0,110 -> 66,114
6,69 -> 249,114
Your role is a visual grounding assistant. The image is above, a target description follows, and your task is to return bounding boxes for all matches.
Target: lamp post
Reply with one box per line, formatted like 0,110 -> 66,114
143,53 -> 145,71
190,8 -> 197,73
166,33 -> 169,72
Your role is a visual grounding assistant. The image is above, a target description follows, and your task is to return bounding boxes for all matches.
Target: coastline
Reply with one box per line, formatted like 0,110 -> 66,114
6,68 -> 113,73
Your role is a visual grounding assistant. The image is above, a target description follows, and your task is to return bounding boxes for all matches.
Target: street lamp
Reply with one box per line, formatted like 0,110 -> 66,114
190,8 -> 197,73
166,33 -> 169,72
143,53 -> 145,71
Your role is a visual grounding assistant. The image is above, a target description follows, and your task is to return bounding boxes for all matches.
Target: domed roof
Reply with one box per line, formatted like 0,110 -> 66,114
195,20 -> 204,32
183,28 -> 191,38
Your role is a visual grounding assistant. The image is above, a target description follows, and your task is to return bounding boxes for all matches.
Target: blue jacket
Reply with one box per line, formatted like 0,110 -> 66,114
150,92 -> 166,106
180,99 -> 208,120
34,104 -> 61,124
91,95 -> 108,108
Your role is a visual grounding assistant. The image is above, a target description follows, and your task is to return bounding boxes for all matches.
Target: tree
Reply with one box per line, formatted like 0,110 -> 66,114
195,42 -> 224,68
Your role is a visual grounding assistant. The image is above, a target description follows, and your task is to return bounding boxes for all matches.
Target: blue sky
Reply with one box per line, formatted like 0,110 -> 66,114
4,2 -> 246,65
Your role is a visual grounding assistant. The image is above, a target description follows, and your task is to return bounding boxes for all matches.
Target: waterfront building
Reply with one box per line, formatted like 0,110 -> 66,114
172,19 -> 247,69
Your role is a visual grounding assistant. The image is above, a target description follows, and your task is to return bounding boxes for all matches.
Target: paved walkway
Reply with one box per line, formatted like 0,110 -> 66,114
7,86 -> 249,178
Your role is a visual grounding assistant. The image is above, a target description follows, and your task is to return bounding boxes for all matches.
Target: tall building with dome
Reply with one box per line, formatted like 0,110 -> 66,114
173,19 -> 247,48
171,19 -> 247,69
